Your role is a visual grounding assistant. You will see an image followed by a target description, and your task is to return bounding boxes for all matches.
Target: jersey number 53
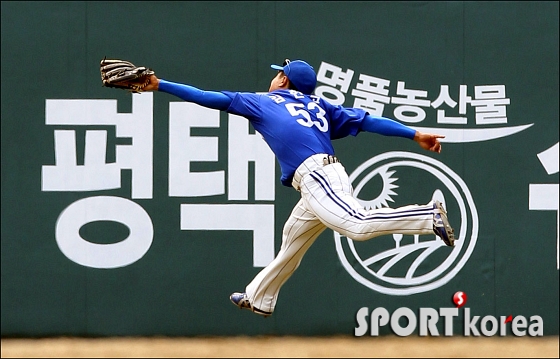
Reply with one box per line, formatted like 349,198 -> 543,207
285,102 -> 328,132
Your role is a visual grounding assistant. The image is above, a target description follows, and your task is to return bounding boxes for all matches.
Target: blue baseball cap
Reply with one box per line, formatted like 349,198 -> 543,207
271,59 -> 317,95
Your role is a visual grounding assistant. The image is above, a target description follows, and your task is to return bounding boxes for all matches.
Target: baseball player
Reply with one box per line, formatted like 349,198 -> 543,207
140,59 -> 455,317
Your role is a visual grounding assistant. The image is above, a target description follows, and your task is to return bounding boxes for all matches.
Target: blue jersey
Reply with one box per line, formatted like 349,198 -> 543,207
222,89 -> 367,187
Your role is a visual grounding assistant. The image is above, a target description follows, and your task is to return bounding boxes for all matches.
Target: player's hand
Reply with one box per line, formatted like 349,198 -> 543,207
413,131 -> 444,153
141,74 -> 160,92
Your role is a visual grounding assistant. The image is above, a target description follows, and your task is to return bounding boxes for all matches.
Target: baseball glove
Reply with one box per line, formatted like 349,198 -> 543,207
100,57 -> 155,93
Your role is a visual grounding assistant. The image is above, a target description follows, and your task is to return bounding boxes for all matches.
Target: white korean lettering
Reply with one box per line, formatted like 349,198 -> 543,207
168,102 -> 224,197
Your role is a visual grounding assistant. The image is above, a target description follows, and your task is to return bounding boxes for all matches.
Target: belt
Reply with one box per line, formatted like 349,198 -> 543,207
322,155 -> 340,165
292,154 -> 341,191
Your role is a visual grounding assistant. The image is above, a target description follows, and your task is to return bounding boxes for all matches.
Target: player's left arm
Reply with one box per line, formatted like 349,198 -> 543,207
142,74 -> 232,111
360,114 -> 444,153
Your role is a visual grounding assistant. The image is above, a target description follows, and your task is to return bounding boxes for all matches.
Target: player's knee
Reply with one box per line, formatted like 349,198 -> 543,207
345,232 -> 371,241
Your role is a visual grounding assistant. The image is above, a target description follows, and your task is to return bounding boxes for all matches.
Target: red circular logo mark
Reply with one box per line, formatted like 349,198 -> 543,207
452,291 -> 467,308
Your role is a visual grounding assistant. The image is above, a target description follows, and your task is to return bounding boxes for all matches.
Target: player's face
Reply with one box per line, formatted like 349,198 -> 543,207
269,72 -> 288,92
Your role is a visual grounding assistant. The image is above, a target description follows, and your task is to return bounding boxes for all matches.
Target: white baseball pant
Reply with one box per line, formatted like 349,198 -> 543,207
245,154 -> 435,313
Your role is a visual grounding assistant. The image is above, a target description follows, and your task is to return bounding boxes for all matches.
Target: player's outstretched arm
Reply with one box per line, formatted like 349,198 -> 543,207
413,131 -> 444,153
142,74 -> 232,111
358,115 -> 445,154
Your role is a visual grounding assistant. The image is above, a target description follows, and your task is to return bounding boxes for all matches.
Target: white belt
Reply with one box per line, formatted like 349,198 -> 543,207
291,154 -> 340,191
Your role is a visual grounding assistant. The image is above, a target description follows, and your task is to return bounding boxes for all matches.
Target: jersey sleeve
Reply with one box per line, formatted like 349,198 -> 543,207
360,114 -> 416,139
323,101 -> 368,140
158,79 -> 232,110
222,91 -> 263,121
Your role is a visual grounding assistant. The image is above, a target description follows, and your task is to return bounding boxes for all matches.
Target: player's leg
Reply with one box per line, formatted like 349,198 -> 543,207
300,163 -> 436,241
244,198 -> 326,314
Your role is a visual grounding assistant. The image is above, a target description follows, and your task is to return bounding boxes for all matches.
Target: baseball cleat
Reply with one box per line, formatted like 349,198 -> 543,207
229,292 -> 272,318
433,200 -> 455,247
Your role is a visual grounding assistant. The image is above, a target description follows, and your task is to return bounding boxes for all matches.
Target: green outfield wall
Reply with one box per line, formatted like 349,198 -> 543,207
2,1 -> 558,337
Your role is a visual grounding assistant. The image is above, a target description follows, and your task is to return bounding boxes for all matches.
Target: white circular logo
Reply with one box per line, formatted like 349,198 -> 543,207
334,151 -> 478,295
